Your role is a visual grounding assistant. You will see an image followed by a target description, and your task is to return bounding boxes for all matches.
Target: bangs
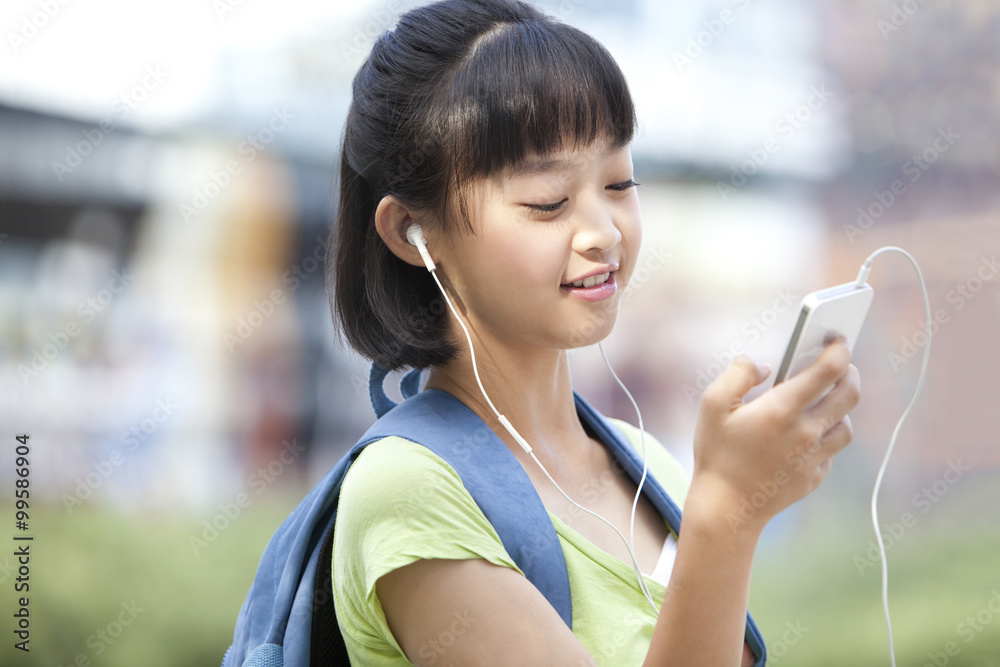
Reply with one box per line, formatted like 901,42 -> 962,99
428,20 -> 636,221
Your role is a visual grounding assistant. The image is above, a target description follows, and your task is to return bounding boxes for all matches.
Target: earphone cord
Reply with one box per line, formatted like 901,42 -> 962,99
428,266 -> 660,614
856,246 -> 933,667
598,342 -> 656,608
422,227 -> 931,652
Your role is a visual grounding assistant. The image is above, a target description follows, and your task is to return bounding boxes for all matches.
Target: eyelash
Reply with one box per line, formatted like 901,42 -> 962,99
524,180 -> 640,213
526,199 -> 568,213
608,179 -> 641,192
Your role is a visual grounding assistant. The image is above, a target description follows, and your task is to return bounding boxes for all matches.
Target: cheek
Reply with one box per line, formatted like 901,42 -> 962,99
478,220 -> 563,284
615,204 -> 644,287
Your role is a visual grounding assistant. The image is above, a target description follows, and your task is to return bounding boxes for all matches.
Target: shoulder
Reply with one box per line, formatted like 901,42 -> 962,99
333,436 -> 522,653
339,435 -> 463,510
336,436 -> 516,557
334,435 -> 521,594
605,417 -> 691,507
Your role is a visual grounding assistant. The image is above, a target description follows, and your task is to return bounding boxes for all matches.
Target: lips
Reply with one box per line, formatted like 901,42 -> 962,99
560,271 -> 617,301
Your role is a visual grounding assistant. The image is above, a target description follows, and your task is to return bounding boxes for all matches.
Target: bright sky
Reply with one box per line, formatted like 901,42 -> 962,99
0,0 -> 847,178
0,0 -> 381,127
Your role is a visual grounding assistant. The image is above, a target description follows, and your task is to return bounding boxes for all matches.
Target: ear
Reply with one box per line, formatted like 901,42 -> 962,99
374,195 -> 435,269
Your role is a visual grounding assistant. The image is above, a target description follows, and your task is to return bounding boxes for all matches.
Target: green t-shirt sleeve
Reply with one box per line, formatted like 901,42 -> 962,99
332,436 -> 522,663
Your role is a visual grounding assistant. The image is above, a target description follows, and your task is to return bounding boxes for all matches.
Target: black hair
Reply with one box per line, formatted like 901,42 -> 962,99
329,0 -> 636,370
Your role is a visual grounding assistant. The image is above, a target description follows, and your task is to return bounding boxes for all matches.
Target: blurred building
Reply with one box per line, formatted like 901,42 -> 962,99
1,0 -> 997,517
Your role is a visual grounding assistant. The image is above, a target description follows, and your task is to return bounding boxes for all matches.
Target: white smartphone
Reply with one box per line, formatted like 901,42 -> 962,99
772,281 -> 874,385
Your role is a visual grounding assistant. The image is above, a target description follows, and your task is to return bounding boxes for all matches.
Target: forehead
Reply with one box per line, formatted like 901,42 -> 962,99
502,140 -> 632,181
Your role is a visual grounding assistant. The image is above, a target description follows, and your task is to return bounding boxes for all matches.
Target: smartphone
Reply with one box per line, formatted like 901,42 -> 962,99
772,281 -> 874,385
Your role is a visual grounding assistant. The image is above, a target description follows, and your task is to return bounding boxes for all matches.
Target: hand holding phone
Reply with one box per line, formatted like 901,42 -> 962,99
773,281 -> 873,386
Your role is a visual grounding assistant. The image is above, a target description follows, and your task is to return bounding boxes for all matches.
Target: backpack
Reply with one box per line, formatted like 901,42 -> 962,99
222,364 -> 768,666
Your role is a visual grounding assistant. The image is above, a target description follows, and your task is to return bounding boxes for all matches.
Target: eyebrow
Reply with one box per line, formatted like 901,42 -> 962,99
507,157 -> 573,178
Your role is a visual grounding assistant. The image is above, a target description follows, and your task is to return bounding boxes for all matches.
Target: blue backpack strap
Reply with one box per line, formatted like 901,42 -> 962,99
573,392 -> 767,666
223,445 -> 363,667
357,388 -> 574,628
368,362 -> 426,418
399,368 -> 423,399
224,380 -> 763,666
368,363 -> 397,418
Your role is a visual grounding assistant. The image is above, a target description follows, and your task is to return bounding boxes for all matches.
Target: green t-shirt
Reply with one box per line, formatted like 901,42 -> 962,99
332,418 -> 690,666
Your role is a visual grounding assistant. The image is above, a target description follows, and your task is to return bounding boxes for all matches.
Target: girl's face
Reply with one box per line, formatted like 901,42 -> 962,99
433,138 -> 642,355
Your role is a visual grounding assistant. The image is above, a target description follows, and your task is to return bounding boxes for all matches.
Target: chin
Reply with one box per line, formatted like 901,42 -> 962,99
562,302 -> 620,349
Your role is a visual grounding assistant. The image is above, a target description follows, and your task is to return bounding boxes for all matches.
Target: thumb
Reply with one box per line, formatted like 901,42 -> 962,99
701,357 -> 771,413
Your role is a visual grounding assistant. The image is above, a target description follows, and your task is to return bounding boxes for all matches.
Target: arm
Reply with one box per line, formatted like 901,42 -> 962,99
378,558 -> 596,666
378,343 -> 859,666
651,342 -> 858,665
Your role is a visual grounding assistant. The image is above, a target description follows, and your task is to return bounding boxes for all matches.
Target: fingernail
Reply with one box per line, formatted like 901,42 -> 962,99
755,362 -> 772,376
823,332 -> 848,346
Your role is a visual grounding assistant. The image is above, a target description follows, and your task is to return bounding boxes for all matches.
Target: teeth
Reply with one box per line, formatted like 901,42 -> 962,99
569,272 -> 610,288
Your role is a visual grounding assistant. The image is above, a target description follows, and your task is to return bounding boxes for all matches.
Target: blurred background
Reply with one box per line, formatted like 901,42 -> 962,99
1,0 -> 998,665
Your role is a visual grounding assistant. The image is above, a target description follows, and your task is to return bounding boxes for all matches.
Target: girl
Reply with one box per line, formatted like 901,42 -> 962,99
329,0 -> 859,664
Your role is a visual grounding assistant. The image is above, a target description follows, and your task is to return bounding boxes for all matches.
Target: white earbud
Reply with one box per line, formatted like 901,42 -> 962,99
406,224 -> 436,272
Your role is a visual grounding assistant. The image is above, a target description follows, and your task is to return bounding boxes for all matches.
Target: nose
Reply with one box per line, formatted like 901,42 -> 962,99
571,198 -> 621,255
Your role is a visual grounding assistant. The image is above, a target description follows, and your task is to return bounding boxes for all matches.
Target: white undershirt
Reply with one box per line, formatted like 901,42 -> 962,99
648,532 -> 679,587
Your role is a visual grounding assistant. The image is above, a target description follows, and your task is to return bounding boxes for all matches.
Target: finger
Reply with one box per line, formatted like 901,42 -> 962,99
816,457 -> 833,477
808,364 -> 860,427
781,340 -> 852,409
817,415 -> 853,455
701,357 -> 771,414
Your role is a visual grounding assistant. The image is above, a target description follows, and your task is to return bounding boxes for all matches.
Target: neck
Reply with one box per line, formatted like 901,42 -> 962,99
425,333 -> 588,464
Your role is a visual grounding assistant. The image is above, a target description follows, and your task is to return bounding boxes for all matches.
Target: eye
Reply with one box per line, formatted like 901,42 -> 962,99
523,198 -> 568,213
607,179 -> 640,192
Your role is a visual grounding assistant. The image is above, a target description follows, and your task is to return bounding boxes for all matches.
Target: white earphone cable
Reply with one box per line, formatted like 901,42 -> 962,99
426,261 -> 659,613
415,226 -> 933,655
857,246 -> 932,667
598,342 -> 656,607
